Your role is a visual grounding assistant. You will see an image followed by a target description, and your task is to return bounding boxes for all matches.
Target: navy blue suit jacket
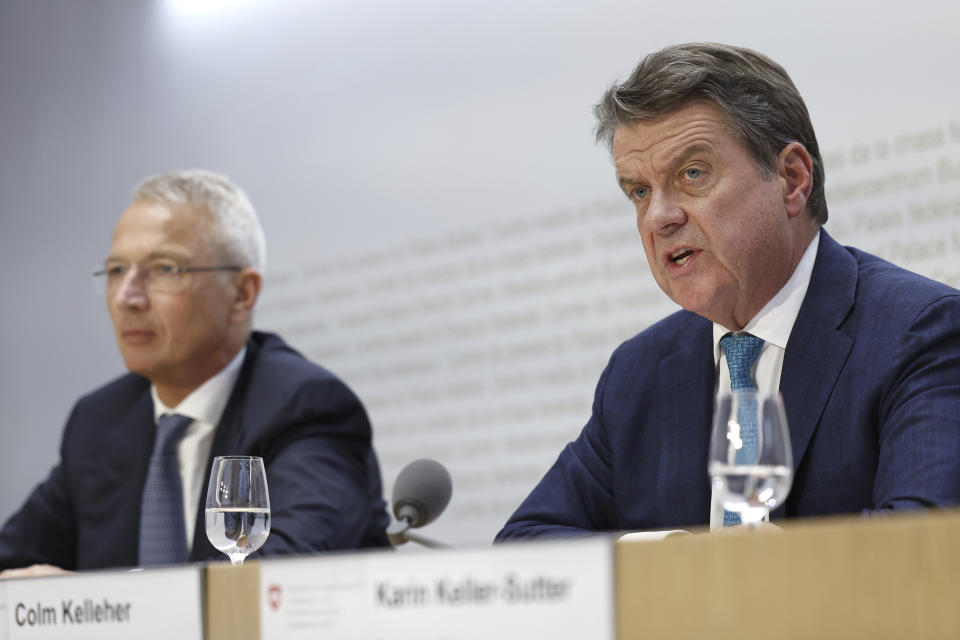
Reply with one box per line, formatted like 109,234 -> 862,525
0,331 -> 390,570
497,231 -> 960,539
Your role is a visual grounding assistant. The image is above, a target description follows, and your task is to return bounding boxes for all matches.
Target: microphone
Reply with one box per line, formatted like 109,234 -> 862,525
387,458 -> 452,548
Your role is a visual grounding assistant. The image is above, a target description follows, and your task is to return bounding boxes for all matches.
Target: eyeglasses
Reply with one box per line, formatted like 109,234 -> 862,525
92,260 -> 243,294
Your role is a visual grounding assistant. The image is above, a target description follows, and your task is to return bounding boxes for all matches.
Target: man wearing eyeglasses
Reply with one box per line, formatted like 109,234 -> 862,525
0,170 -> 390,575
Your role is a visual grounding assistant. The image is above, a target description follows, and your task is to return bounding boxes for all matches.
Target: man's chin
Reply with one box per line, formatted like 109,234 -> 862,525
119,355 -> 160,381
673,296 -> 735,329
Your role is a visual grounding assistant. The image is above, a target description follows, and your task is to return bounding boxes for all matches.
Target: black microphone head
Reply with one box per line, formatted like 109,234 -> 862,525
391,458 -> 452,528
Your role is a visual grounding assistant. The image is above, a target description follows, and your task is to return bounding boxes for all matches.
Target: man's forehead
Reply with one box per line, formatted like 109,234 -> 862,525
614,103 -> 729,146
110,199 -> 215,256
121,198 -> 212,223
613,104 -> 735,171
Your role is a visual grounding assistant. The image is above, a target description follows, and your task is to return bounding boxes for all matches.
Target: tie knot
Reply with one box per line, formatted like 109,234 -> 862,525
720,333 -> 765,390
154,413 -> 192,454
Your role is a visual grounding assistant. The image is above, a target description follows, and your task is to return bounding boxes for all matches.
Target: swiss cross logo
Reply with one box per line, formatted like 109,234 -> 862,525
267,584 -> 283,611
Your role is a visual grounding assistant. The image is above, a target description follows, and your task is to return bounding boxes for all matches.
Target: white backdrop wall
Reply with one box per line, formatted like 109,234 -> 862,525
1,0 -> 959,546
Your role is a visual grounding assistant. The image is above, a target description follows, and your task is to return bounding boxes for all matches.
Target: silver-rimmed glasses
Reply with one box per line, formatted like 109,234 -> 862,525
92,260 -> 242,294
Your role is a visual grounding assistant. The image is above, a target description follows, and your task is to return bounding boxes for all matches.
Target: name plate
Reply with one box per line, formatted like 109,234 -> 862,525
1,566 -> 202,640
260,536 -> 614,639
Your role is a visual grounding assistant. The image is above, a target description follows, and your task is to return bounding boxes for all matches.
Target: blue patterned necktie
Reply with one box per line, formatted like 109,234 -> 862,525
719,333 -> 765,526
139,413 -> 192,566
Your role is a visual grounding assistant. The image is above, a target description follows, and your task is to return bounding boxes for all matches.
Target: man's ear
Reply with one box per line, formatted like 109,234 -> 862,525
230,268 -> 262,322
778,142 -> 814,218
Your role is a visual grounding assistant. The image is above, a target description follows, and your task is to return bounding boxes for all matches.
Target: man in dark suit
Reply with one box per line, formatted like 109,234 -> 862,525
497,43 -> 960,539
0,170 -> 390,574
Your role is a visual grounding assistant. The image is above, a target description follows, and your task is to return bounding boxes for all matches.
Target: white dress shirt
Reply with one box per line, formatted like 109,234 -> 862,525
708,231 -> 820,529
150,347 -> 246,546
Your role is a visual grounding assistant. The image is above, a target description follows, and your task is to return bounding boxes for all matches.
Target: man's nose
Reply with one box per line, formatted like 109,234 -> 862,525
113,268 -> 149,308
640,191 -> 687,237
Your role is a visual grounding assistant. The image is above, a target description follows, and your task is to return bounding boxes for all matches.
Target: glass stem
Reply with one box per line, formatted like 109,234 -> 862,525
229,554 -> 245,567
740,506 -> 768,528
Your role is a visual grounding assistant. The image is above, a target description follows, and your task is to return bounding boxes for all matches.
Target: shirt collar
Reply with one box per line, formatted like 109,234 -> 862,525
151,347 -> 247,425
713,230 -> 820,362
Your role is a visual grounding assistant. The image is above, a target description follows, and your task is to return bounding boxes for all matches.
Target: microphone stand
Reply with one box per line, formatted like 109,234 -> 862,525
393,528 -> 450,549
386,509 -> 450,549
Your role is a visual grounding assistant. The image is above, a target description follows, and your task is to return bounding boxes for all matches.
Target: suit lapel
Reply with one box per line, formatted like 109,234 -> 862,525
188,336 -> 261,560
657,313 -> 715,522
780,231 -> 857,470
112,389 -> 156,567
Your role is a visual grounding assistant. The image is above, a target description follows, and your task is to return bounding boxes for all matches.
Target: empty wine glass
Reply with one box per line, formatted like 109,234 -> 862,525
708,391 -> 793,527
205,456 -> 271,565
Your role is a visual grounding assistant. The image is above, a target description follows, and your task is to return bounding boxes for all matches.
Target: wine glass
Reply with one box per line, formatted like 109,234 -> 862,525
708,390 -> 793,527
205,456 -> 271,565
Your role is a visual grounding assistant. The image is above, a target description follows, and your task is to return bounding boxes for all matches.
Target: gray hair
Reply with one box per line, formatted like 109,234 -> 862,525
594,43 -> 827,224
132,169 -> 267,272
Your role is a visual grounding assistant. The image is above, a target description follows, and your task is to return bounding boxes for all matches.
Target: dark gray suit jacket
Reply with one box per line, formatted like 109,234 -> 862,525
0,331 -> 390,570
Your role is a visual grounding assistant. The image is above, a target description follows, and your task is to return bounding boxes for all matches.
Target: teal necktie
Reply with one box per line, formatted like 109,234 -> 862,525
719,333 -> 765,526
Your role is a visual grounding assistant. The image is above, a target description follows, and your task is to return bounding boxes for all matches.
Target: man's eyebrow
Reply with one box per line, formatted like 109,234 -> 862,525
617,174 -> 638,196
143,250 -> 189,261
102,250 -> 190,264
668,143 -> 713,172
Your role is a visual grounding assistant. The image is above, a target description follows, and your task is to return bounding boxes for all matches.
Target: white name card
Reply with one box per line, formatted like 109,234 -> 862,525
260,536 -> 614,639
1,566 -> 202,640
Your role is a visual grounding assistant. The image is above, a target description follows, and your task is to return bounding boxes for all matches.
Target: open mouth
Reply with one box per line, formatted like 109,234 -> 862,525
669,248 -> 695,266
